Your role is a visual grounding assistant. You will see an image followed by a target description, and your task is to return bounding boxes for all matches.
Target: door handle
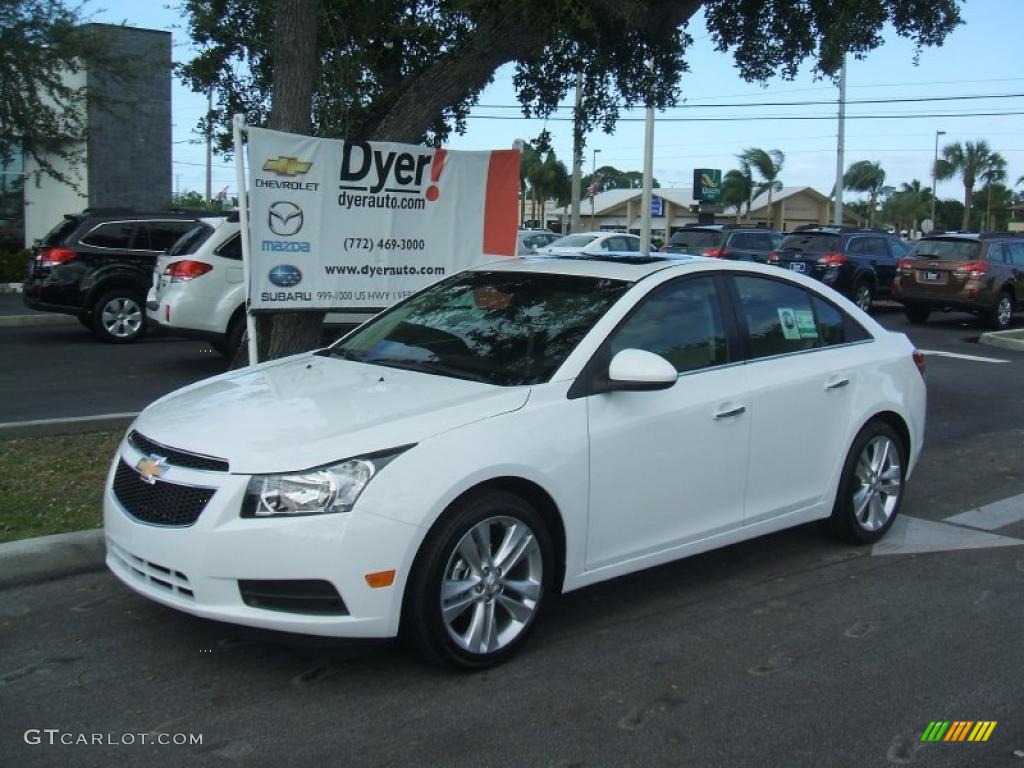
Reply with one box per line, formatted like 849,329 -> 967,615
825,378 -> 850,390
714,405 -> 746,419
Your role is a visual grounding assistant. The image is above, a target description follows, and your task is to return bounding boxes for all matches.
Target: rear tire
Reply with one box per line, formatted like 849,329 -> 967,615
401,489 -> 552,670
91,290 -> 146,343
984,291 -> 1014,331
904,304 -> 930,324
852,280 -> 873,313
827,420 -> 907,545
222,314 -> 245,358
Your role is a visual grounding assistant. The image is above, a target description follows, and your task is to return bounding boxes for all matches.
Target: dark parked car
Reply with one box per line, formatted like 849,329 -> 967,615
23,209 -> 208,342
891,233 -> 1023,330
767,226 -> 909,312
659,225 -> 782,263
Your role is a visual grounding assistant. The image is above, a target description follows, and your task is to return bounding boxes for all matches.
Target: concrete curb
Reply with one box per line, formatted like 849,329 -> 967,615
978,329 -> 1024,352
0,313 -> 77,327
0,529 -> 106,589
0,282 -> 23,294
0,412 -> 137,439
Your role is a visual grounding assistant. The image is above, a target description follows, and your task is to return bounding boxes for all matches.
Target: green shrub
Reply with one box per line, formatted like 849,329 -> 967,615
0,250 -> 29,283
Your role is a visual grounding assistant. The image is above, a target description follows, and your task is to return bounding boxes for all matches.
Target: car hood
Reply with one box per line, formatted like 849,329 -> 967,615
131,354 -> 530,474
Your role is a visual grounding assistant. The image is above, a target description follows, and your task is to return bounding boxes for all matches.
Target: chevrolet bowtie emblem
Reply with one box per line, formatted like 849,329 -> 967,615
262,156 -> 312,176
135,455 -> 168,485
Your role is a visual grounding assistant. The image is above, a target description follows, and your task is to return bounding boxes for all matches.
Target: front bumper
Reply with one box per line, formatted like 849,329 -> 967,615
103,435 -> 422,638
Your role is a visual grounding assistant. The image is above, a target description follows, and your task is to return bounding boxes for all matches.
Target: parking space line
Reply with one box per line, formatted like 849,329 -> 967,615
918,350 -> 1009,364
944,493 -> 1024,531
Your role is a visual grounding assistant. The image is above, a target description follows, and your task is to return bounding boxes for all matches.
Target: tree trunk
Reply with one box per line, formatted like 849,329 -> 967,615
234,0 -> 323,368
962,184 -> 973,231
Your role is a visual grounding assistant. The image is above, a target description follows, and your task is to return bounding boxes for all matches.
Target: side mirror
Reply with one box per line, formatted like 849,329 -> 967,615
605,349 -> 677,392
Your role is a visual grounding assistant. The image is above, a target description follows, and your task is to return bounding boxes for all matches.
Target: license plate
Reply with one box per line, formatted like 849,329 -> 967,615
922,270 -> 942,282
788,262 -> 805,273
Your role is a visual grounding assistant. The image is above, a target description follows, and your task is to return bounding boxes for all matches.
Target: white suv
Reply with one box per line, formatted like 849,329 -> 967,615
146,216 -> 247,354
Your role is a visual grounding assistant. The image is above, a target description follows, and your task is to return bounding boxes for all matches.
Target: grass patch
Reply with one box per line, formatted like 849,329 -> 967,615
0,431 -> 122,544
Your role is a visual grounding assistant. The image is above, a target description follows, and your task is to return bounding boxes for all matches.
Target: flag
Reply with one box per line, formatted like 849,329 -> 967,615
216,185 -> 229,201
586,179 -> 600,199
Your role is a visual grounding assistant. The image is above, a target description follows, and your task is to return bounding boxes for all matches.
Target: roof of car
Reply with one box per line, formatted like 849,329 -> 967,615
473,253 -> 710,281
920,232 -> 1021,241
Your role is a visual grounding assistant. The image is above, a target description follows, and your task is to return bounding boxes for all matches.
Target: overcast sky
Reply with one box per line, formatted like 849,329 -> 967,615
89,1 -> 1023,203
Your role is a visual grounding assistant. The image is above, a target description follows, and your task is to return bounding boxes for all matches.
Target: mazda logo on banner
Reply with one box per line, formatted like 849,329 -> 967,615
268,201 -> 304,236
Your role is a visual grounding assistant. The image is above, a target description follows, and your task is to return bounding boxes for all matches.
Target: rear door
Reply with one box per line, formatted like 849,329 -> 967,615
728,274 -> 859,522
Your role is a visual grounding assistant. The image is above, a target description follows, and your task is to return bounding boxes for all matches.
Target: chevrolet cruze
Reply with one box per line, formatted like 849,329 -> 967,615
104,255 -> 926,669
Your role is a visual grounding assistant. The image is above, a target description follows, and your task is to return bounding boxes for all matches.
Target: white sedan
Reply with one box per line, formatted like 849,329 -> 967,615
534,231 -> 641,256
104,256 -> 926,669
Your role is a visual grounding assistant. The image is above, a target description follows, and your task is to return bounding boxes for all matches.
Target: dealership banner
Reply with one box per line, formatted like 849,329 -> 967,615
245,127 -> 519,310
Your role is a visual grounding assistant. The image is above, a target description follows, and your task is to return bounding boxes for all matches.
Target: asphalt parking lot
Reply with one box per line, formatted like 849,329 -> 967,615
2,306 -> 1023,767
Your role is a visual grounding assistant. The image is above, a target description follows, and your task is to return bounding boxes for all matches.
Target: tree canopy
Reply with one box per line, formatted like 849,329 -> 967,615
179,0 -> 963,154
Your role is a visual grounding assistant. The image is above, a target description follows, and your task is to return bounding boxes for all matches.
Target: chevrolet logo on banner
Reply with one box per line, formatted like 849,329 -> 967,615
263,156 -> 313,176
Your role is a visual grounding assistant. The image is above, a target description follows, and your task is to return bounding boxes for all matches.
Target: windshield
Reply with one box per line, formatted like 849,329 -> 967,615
329,270 -> 631,386
548,233 -> 599,248
168,224 -> 215,256
908,238 -> 982,261
668,230 -> 720,248
779,233 -> 841,253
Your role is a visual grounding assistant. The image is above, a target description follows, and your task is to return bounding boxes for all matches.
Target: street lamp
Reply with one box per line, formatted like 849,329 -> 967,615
590,148 -> 601,228
931,130 -> 946,230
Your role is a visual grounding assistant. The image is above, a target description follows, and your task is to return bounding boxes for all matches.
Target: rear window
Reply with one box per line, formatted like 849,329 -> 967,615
668,230 -> 721,248
778,233 -> 841,253
41,216 -> 82,246
550,233 -> 599,248
80,221 -> 135,249
168,224 -> 215,256
908,239 -> 982,261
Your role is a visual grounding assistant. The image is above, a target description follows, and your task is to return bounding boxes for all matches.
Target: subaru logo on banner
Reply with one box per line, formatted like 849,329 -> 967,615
650,196 -> 664,217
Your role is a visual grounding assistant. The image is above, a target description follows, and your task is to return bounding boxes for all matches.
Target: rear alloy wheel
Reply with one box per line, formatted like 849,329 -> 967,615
92,290 -> 146,343
402,490 -> 552,669
828,421 -> 906,544
852,281 -> 873,313
985,291 -> 1014,331
904,304 -> 930,324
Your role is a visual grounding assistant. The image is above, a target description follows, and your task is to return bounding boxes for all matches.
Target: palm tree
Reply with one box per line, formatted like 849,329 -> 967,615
979,154 -> 1007,230
723,160 -> 755,223
843,160 -> 889,228
740,148 -> 784,226
882,180 -> 931,235
519,144 -> 543,226
934,140 -> 1007,231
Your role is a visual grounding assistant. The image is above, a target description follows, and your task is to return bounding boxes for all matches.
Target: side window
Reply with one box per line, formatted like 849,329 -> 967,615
733,275 -> 819,358
599,237 -> 613,251
889,239 -> 908,258
80,222 -> 135,249
609,276 -> 728,373
846,238 -> 866,255
727,233 -> 752,249
622,236 -> 640,252
1006,242 -> 1024,266
985,243 -> 1007,264
812,295 -> 871,347
215,233 -> 243,260
145,221 -> 196,252
752,233 -> 776,250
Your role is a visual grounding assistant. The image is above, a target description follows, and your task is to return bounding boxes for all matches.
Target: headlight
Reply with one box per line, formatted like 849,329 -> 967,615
242,448 -> 410,518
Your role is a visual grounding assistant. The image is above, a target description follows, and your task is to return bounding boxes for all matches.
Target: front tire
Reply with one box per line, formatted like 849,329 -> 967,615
92,290 -> 146,343
402,489 -> 553,670
827,421 -> 907,545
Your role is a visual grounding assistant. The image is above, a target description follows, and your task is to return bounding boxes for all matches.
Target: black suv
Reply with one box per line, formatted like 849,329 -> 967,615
767,226 -> 909,312
659,224 -> 782,263
23,209 -> 207,342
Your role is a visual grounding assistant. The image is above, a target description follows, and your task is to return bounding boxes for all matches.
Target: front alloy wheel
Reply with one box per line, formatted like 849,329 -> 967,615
986,292 -> 1014,331
828,421 -> 906,544
853,281 -> 873,313
403,490 -> 552,669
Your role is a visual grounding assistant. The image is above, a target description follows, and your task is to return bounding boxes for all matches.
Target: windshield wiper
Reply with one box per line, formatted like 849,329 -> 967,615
366,357 -> 493,383
316,346 -> 365,362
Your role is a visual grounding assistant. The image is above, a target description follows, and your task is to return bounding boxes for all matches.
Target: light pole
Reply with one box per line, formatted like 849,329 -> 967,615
931,130 -> 946,230
590,148 -> 601,229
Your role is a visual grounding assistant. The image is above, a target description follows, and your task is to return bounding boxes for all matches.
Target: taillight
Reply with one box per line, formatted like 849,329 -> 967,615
767,252 -> 780,263
702,247 -> 729,258
913,350 -> 926,379
36,247 -> 76,267
817,252 -> 849,267
164,260 -> 213,282
952,261 -> 988,279
898,259 -> 913,274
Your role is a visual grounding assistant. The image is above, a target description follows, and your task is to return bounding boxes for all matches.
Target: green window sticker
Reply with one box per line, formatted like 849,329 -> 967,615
777,307 -> 801,340
794,309 -> 819,339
